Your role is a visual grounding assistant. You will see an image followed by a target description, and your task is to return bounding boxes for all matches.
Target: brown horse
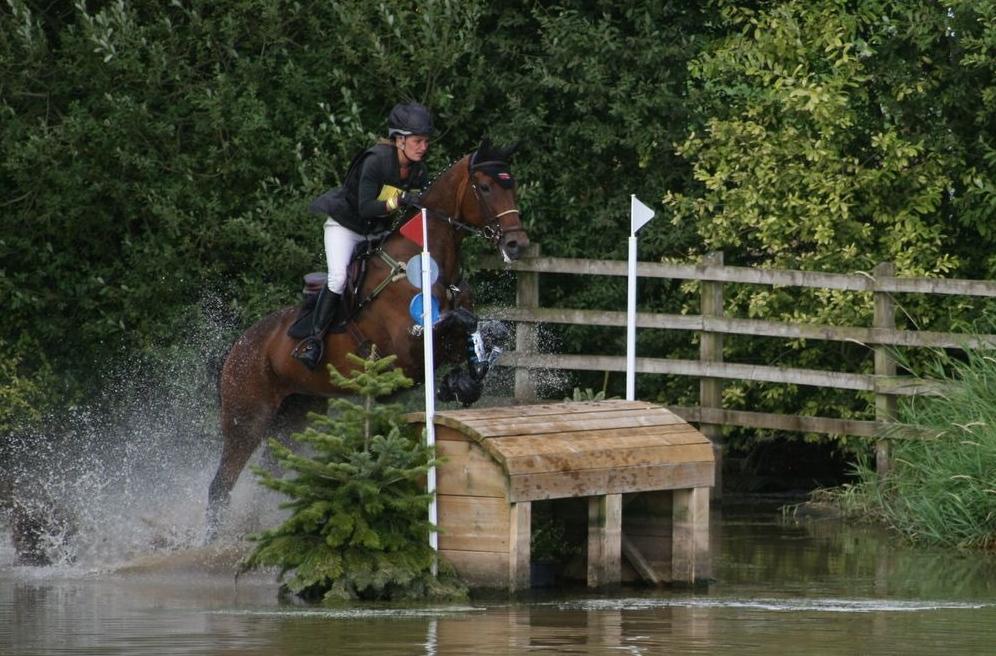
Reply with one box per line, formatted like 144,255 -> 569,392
206,138 -> 529,537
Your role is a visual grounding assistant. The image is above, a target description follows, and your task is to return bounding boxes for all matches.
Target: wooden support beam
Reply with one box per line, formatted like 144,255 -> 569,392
508,501 -> 531,592
621,535 -> 661,585
587,494 -> 622,588
699,252 -> 724,497
874,262 -> 897,477
672,487 -> 710,584
514,244 -> 540,401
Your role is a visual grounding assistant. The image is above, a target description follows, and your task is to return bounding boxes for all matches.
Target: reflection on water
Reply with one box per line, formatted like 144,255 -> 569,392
2,500 -> 995,655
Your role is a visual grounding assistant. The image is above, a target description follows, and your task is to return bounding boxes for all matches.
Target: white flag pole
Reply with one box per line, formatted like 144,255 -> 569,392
626,199 -> 638,401
421,207 -> 438,570
627,195 -> 655,401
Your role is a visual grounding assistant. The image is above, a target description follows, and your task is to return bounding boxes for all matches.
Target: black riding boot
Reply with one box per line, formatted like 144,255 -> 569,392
293,290 -> 339,370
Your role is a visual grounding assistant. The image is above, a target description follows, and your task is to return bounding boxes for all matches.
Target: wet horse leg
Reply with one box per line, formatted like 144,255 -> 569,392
258,394 -> 325,475
206,396 -> 280,541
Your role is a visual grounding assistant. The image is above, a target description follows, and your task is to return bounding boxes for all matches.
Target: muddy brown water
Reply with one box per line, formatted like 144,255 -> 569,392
2,499 -> 995,655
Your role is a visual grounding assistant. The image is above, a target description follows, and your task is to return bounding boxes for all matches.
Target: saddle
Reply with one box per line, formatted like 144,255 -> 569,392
286,237 -> 389,339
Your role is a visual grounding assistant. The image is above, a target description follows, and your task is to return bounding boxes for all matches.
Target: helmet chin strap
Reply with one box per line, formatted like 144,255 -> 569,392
396,135 -> 418,167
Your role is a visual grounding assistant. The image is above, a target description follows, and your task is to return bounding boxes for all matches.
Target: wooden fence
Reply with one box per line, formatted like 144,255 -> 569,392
480,247 -> 996,478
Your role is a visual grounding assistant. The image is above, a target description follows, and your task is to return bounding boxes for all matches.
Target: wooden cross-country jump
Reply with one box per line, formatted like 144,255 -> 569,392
407,400 -> 715,590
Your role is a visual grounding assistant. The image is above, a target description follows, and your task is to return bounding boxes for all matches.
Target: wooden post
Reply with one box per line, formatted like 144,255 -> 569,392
873,262 -> 897,477
699,251 -> 724,496
508,501 -> 531,591
672,487 -> 710,584
587,494 -> 622,588
514,244 -> 540,401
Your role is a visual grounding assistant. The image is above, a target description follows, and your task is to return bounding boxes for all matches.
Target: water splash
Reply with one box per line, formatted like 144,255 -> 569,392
0,297 -> 284,570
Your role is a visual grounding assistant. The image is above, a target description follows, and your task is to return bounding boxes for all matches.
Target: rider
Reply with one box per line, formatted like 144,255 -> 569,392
294,102 -> 433,369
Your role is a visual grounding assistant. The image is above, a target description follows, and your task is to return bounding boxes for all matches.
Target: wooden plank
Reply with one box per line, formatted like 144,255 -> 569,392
670,405 -> 885,438
877,275 -> 996,298
622,535 -> 661,585
436,400 -> 656,422
435,440 -> 508,498
490,426 -> 709,458
508,460 -> 715,502
491,306 -> 996,350
671,405 -> 939,440
489,424 -> 704,452
482,256 -> 876,291
439,549 -> 509,588
484,255 -> 996,298
457,410 -> 690,439
437,496 -> 510,553
587,494 -> 622,588
461,405 -> 684,430
487,431 -> 707,468
502,443 -> 715,477
508,501 -> 531,592
498,352 -> 877,392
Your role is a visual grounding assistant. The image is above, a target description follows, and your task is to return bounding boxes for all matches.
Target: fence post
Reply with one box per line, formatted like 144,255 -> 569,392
873,261 -> 897,477
699,251 -> 724,496
514,244 -> 540,401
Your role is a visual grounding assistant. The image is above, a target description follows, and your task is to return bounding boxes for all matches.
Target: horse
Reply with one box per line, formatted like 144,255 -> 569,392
206,137 -> 529,538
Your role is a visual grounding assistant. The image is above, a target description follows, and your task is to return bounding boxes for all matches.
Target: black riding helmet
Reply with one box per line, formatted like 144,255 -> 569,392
388,102 -> 434,137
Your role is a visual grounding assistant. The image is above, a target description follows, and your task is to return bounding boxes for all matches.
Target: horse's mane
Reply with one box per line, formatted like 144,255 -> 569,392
422,136 -> 518,190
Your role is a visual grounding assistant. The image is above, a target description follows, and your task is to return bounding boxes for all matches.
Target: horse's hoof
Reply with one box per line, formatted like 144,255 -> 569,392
440,369 -> 483,406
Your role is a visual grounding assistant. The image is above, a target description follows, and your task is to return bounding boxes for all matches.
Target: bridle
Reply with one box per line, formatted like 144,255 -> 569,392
414,154 -> 526,249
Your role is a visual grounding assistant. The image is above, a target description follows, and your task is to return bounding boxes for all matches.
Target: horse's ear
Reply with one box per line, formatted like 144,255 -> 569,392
477,135 -> 493,155
498,141 -> 519,161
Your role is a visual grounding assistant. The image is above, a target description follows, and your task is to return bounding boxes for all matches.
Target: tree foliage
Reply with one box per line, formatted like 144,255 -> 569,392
2,0 -> 995,448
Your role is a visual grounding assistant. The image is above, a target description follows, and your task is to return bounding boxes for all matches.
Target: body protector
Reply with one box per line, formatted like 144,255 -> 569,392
309,143 -> 428,234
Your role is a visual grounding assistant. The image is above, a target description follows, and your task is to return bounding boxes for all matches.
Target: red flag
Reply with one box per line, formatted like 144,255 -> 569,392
399,213 -> 424,248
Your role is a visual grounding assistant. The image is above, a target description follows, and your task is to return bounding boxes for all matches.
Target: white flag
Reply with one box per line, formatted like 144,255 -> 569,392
630,195 -> 655,234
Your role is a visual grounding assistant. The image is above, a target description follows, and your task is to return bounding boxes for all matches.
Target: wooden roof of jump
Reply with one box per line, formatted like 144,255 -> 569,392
410,400 -> 715,502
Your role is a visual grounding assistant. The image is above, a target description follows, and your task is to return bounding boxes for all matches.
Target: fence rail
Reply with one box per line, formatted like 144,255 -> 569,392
479,248 -> 996,476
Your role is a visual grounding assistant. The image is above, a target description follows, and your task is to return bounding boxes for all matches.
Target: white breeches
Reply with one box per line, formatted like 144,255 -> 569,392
323,218 -> 365,293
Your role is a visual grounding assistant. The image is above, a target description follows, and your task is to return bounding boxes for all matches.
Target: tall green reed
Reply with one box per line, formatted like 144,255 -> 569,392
831,347 -> 996,550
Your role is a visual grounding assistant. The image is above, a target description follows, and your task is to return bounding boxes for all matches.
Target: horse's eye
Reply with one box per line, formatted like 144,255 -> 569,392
479,183 -> 491,193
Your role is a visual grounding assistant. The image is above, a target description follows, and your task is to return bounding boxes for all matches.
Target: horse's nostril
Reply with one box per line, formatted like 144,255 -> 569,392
505,240 -> 519,256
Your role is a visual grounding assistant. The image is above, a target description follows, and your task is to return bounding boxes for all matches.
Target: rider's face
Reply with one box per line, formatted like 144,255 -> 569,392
399,135 -> 429,162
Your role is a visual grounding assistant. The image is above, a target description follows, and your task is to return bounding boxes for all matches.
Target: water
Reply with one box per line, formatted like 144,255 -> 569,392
3,500 -> 995,655
3,315 -> 994,654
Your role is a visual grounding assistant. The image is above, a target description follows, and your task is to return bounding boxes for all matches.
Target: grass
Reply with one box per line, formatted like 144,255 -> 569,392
821,347 -> 996,550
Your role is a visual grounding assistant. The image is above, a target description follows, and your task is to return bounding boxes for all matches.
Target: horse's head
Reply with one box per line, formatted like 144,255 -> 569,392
461,137 -> 530,262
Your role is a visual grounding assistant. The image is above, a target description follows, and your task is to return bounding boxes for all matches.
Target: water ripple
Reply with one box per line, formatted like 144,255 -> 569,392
550,597 -> 992,613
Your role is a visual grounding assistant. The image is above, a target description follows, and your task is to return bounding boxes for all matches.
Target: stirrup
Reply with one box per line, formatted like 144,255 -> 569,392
292,337 -> 324,370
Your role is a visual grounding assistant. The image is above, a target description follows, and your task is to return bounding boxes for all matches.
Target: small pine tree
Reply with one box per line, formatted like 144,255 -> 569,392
240,350 -> 467,601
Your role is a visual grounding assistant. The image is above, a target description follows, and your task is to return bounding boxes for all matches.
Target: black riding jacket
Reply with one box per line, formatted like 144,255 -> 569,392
308,142 -> 428,234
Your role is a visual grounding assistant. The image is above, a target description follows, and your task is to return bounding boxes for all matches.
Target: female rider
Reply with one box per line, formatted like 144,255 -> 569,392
294,102 -> 433,369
